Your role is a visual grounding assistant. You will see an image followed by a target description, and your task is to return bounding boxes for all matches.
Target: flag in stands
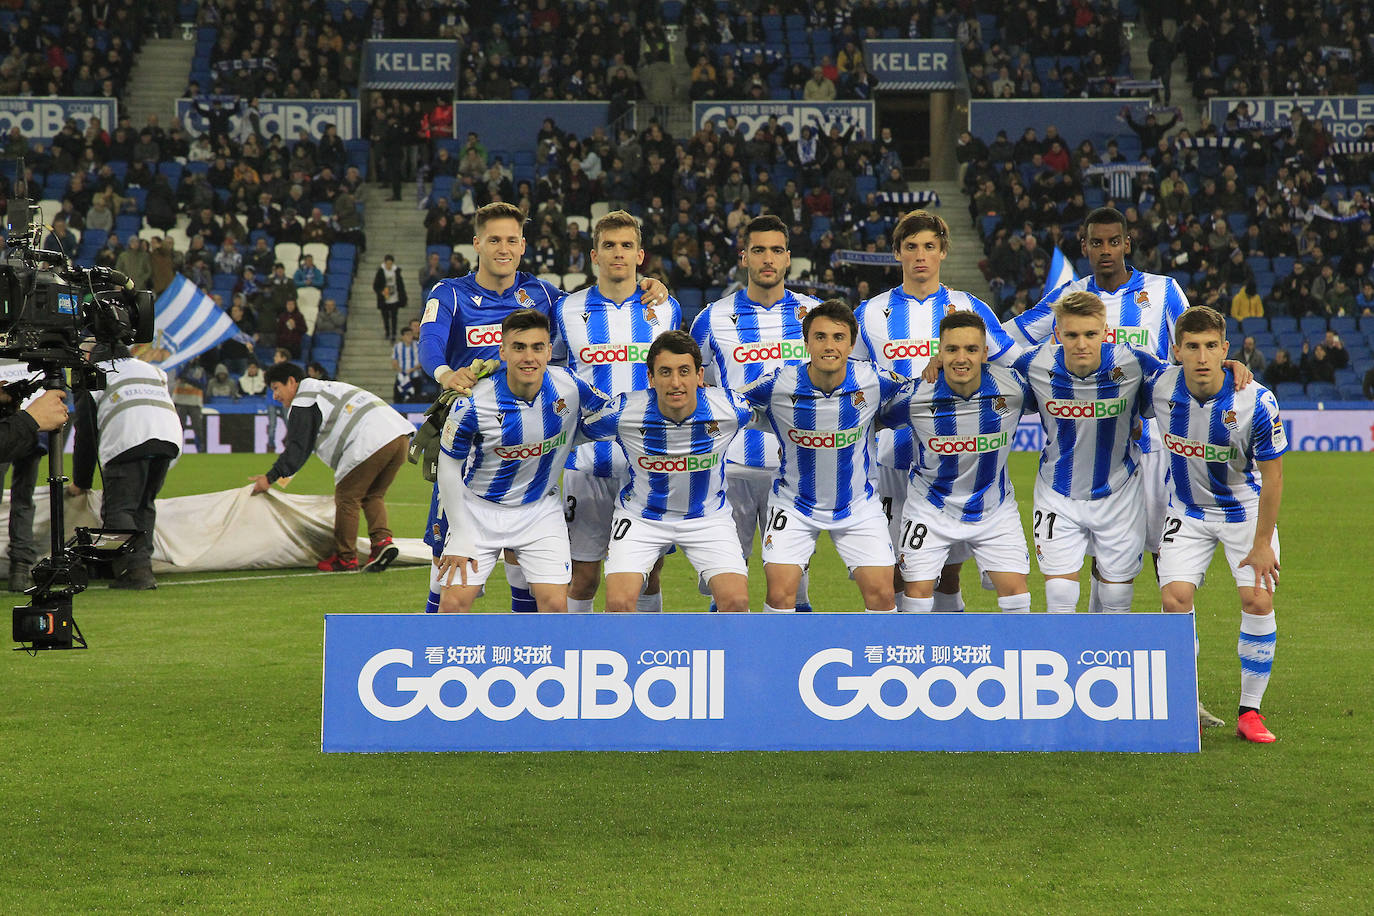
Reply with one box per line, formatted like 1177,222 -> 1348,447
137,275 -> 251,371
1046,245 -> 1076,297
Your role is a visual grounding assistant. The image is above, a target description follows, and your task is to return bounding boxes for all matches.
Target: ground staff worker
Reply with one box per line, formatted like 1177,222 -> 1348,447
68,344 -> 183,591
250,362 -> 413,572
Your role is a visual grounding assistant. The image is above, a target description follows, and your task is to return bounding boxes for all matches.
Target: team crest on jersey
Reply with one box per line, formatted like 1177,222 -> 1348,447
944,303 -> 957,316
1110,367 -> 1125,381
796,304 -> 808,321
553,398 -> 567,415
1223,409 -> 1238,428
645,306 -> 657,323
851,390 -> 867,407
1136,291 -> 1149,306
516,288 -> 533,306
765,535 -> 774,548
705,420 -> 720,436
994,395 -> 1009,414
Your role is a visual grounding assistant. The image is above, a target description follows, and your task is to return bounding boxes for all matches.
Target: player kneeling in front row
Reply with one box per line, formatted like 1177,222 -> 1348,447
741,299 -> 912,614
579,331 -> 751,612
435,309 -> 609,612
1147,306 -> 1285,743
898,312 -> 1033,613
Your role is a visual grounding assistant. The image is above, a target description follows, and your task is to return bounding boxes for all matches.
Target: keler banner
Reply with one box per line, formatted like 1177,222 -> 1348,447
323,613 -> 1199,753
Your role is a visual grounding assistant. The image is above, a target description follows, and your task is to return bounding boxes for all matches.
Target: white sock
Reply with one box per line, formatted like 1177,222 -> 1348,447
637,592 -> 663,613
1087,575 -> 1103,612
1097,580 -> 1134,613
900,594 -> 934,613
1044,578 -> 1080,613
1238,611 -> 1277,709
763,603 -> 794,613
932,589 -> 965,612
997,593 -> 1031,613
865,605 -> 896,613
796,571 -> 811,606
567,597 -> 593,614
504,563 -> 528,590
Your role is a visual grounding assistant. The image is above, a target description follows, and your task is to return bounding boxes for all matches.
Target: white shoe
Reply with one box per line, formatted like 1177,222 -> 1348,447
1198,701 -> 1226,729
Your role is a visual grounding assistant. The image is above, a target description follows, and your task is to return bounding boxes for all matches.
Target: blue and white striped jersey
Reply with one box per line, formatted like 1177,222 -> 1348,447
856,283 -> 1022,473
554,285 -> 681,477
580,388 -> 753,521
742,360 -> 912,522
392,338 -> 420,383
906,365 -> 1031,522
1145,367 -> 1288,522
1013,343 -> 1164,500
689,287 -> 821,468
440,366 -> 609,507
1008,268 -> 1188,452
419,271 -> 565,378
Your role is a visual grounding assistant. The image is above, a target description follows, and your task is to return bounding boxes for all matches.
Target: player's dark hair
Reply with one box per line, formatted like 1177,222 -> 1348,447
1081,207 -> 1128,236
740,214 -> 790,249
264,362 -> 305,386
803,298 -> 858,341
939,310 -> 987,339
501,308 -> 550,337
647,329 -> 702,371
891,209 -> 950,253
1174,305 -> 1227,343
474,201 -> 526,233
593,209 -> 642,248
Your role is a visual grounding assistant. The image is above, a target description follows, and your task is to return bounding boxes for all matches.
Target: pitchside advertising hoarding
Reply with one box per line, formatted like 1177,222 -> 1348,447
322,613 -> 1199,752
1209,95 -> 1374,139
694,101 -> 875,142
0,97 -> 119,138
175,99 -> 361,140
865,39 -> 959,90
363,39 -> 457,91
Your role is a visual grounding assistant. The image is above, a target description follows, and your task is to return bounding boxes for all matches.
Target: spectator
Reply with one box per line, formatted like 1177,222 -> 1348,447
237,361 -> 267,397
115,236 -> 153,291
1231,281 -> 1264,320
1235,336 -> 1268,375
292,253 -> 325,289
802,66 -> 836,101
276,299 -> 308,358
391,326 -> 423,401
44,217 -> 79,259
206,364 -> 238,400
372,253 -> 406,342
1264,348 -> 1301,388
1323,331 -> 1350,370
314,298 -> 347,335
1299,341 -> 1336,384
1364,365 -> 1374,400
215,237 -> 244,276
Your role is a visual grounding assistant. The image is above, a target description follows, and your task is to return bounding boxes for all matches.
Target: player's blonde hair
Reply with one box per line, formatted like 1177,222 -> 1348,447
593,209 -> 642,249
1053,290 -> 1107,321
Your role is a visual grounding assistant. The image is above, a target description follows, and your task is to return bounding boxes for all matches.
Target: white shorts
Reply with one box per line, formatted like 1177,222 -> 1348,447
1032,473 -> 1145,581
442,492 -> 571,586
761,497 -> 895,571
899,497 -> 1030,582
726,463 -> 775,557
1157,512 -> 1281,590
564,468 -> 626,563
1140,448 -> 1168,553
604,508 -> 747,583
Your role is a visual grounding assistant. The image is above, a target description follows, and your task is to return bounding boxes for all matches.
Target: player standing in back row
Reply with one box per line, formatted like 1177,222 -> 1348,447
855,209 -> 1022,610
691,214 -> 820,610
1146,306 -> 1286,743
554,210 -> 680,613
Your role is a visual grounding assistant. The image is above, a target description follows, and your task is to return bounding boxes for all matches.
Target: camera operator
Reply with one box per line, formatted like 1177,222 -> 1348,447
66,342 -> 182,590
0,362 -> 70,592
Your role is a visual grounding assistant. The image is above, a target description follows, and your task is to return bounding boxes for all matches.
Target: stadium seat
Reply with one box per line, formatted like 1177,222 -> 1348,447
589,201 -> 612,225
537,272 -> 561,286
790,256 -> 813,278
1329,317 -> 1358,336
1275,332 -> 1303,352
1239,316 -> 1269,336
1267,316 -> 1297,334
1275,381 -> 1305,401
296,287 -> 321,325
676,288 -> 704,312
453,243 -> 476,265
302,242 -> 329,270
1271,256 -> 1295,276
275,242 -> 301,268
562,272 -> 588,290
1338,382 -> 1366,400
1305,382 -> 1338,401
1300,316 -> 1328,336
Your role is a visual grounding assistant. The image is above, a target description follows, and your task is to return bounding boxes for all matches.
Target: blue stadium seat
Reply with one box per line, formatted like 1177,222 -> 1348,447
1271,256 -> 1295,276
1337,382 -> 1367,400
1329,316 -> 1358,336
1239,316 -> 1269,336
1275,381 -> 1305,401
661,0 -> 683,23
1305,382 -> 1338,401
1227,213 -> 1248,236
1267,316 -> 1297,334
1300,316 -> 1328,336
115,214 -> 141,233
1225,317 -> 1241,339
314,332 -> 344,349
1248,332 -> 1275,351
785,14 -> 805,29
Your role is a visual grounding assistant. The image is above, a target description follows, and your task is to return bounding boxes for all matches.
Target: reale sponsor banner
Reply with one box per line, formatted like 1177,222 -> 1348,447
322,613 -> 1199,752
694,101 -> 875,142
0,97 -> 118,139
363,39 -> 458,91
1209,95 -> 1374,139
865,39 -> 959,90
175,99 -> 361,141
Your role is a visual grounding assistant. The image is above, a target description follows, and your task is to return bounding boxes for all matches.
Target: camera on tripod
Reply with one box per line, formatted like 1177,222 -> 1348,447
2,176 -> 156,651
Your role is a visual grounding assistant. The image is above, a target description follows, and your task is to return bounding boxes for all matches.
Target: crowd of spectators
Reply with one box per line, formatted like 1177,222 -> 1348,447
0,0 -> 166,101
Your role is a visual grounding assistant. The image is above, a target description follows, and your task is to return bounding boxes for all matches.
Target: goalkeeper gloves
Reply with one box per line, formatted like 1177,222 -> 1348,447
407,358 -> 500,482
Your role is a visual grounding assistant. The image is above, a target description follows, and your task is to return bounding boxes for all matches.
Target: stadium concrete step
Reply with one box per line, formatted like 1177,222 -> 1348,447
924,179 -> 995,305
338,194 -> 428,399
125,38 -> 194,129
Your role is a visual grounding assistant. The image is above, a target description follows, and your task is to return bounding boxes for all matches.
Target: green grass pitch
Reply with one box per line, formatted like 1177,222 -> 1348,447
1,452 -> 1370,912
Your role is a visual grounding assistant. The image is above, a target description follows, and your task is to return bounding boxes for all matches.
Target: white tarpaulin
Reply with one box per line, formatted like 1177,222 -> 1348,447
0,486 -> 431,573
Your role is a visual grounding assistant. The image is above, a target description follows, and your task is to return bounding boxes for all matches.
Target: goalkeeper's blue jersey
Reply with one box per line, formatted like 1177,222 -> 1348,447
419,271 -> 564,377
579,388 -> 752,521
440,367 -> 608,507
